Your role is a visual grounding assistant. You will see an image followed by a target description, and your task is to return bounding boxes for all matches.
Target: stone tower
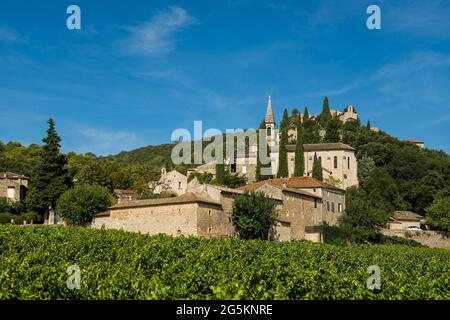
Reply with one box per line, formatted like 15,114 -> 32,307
265,95 -> 276,147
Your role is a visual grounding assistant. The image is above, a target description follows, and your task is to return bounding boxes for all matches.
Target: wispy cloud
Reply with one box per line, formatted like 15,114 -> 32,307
117,6 -> 195,56
75,127 -> 144,156
0,25 -> 26,44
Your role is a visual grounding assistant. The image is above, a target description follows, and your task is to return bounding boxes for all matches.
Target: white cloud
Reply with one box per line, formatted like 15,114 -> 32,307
0,25 -> 26,44
75,127 -> 144,156
118,6 -> 195,56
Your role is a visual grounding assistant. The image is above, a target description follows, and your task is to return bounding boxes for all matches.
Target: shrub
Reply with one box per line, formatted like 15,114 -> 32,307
231,191 -> 277,240
425,197 -> 450,232
56,184 -> 114,226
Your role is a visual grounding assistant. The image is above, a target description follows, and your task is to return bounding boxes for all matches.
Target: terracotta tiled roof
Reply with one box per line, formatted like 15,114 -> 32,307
391,211 -> 424,221
286,143 -> 355,152
0,172 -> 29,179
238,176 -> 344,193
107,192 -> 221,210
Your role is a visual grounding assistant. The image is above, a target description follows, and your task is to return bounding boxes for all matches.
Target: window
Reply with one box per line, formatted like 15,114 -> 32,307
331,202 -> 335,213
313,188 -> 316,192
178,181 -> 182,189
267,127 -> 271,137
7,187 -> 15,200
242,165 -> 247,174
208,227 -> 213,234
327,201 -> 330,212
230,162 -> 237,173
348,157 -> 350,169
334,156 -> 338,169
318,156 -> 322,164
208,210 -> 212,217
314,199 -> 317,208
338,203 -> 343,213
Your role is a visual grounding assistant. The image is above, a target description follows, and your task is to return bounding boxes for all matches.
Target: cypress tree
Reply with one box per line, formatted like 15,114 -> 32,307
277,126 -> 289,178
281,108 -> 289,129
303,106 -> 309,121
324,116 -> 341,143
312,153 -> 323,181
367,120 -> 371,130
25,119 -> 71,218
276,108 -> 290,178
255,120 -> 265,181
293,116 -> 305,177
319,96 -> 332,126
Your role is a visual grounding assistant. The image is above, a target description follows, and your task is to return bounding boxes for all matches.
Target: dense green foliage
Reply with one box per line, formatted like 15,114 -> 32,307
0,225 -> 449,299
425,197 -> 450,231
277,109 -> 289,178
56,185 -> 114,226
231,191 -> 277,240
312,153 -> 323,180
293,116 -> 305,177
25,119 -> 71,217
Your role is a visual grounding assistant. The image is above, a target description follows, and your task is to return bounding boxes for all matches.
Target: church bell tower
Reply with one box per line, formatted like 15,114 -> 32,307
265,95 -> 276,147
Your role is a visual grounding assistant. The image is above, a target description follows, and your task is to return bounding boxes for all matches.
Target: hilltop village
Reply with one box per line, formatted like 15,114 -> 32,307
1,96 -> 438,244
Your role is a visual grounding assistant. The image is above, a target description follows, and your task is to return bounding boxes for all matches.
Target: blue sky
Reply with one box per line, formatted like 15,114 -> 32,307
0,0 -> 449,155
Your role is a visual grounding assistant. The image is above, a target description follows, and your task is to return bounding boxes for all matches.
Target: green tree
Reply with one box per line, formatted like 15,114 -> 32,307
215,162 -> 225,184
277,124 -> 289,178
318,96 -> 332,126
280,108 -> 289,130
357,155 -> 375,183
367,120 -> 371,130
425,197 -> 450,231
293,116 -> 304,177
324,116 -> 341,143
231,191 -> 277,240
255,120 -> 265,182
339,187 -> 392,241
25,119 -> 71,217
312,153 -> 323,180
56,184 -> 114,225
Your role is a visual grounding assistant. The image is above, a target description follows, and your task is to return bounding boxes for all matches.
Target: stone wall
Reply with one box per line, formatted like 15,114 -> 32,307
197,202 -> 234,238
92,203 -> 199,236
382,229 -> 450,249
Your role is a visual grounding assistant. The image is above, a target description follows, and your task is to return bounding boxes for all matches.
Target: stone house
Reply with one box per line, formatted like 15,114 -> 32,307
152,168 -> 188,196
239,176 -> 345,226
0,172 -> 29,202
92,179 -> 329,242
388,211 -> 425,230
286,143 -> 358,190
92,192 -> 233,238
114,189 -> 136,203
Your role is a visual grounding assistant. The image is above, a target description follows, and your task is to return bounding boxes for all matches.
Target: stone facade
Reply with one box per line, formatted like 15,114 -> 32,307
92,192 -> 233,238
0,172 -> 29,202
388,211 -> 424,230
153,168 -> 188,196
289,143 -> 358,190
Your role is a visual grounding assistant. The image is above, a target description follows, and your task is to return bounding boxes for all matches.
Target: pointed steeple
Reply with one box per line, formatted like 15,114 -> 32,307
265,95 -> 275,124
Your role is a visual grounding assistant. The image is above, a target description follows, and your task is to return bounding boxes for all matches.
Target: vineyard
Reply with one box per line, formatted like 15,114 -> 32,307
0,225 -> 449,299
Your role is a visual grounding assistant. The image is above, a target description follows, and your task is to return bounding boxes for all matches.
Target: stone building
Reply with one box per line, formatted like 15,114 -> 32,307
92,178 -> 331,242
114,189 -> 136,203
239,176 -> 345,228
0,172 -> 29,202
388,211 -> 425,230
152,168 -> 188,196
286,143 -> 358,189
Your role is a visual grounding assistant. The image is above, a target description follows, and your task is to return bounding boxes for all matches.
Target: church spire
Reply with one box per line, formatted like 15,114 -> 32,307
265,95 -> 275,124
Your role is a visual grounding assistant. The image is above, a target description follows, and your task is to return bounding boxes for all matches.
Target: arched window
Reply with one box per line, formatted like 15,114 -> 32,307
334,156 -> 338,169
318,156 -> 322,164
347,157 -> 350,169
267,127 -> 271,137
